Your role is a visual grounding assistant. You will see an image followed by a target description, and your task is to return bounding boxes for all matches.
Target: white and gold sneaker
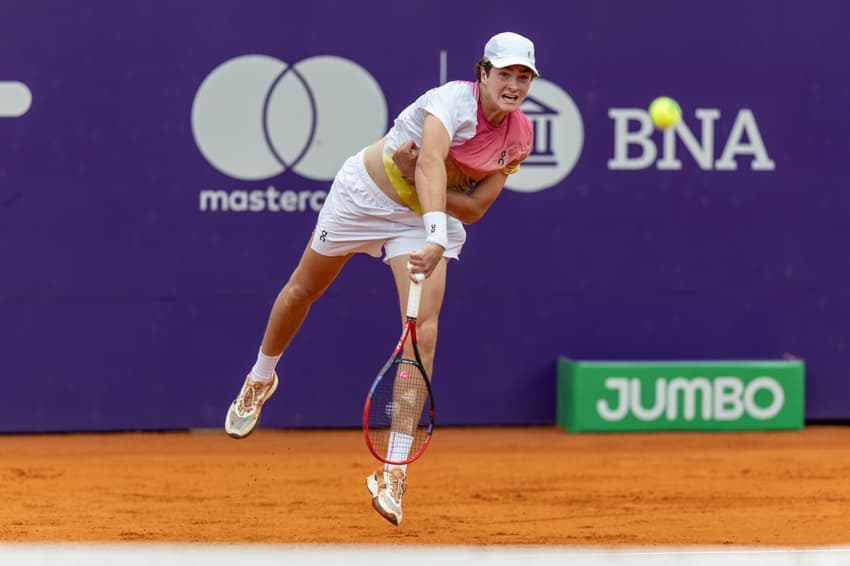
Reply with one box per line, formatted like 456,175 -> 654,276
366,468 -> 407,526
224,372 -> 278,439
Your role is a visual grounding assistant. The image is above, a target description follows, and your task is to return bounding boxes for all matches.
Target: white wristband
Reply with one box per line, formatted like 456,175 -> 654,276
422,211 -> 448,250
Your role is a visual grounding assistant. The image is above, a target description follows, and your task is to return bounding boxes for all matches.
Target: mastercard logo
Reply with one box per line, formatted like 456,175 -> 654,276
191,55 -> 388,182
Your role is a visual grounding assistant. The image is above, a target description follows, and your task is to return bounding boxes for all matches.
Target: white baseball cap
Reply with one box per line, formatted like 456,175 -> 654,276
483,32 -> 539,77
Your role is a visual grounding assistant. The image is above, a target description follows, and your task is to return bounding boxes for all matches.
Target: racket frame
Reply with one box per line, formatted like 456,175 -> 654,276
363,278 -> 435,465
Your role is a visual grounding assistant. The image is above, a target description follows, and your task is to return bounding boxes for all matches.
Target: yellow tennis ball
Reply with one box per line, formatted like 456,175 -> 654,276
649,96 -> 682,129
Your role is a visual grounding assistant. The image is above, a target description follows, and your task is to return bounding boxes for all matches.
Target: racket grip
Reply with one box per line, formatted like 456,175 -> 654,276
407,278 -> 423,319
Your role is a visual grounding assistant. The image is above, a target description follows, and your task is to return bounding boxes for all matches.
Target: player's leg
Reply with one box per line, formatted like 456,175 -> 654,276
225,243 -> 351,439
366,255 -> 447,525
226,149 -> 388,439
260,244 -> 352,356
366,218 -> 463,525
387,253 -> 446,459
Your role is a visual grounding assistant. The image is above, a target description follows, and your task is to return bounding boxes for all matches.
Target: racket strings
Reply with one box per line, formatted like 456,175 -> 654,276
366,359 -> 432,464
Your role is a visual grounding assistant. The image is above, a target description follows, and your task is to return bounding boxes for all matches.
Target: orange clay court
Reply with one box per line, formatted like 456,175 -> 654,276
1,425 -> 849,545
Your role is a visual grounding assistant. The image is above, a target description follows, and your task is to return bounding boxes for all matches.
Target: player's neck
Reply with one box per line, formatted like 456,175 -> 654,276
478,88 -> 507,126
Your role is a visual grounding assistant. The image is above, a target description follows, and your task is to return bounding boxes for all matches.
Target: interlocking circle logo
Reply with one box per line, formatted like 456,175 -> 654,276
506,79 -> 584,193
192,55 -> 388,181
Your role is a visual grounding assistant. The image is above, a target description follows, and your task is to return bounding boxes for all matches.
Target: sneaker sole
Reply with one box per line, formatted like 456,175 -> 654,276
371,497 -> 401,526
224,374 -> 279,439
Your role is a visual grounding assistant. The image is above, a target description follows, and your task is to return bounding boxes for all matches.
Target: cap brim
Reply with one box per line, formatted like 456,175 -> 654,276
489,56 -> 539,77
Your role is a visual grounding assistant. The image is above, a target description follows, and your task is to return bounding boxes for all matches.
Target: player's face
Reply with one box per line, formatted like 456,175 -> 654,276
480,65 -> 534,116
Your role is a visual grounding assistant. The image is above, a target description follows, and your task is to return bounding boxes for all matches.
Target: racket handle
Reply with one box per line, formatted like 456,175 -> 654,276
407,277 -> 423,319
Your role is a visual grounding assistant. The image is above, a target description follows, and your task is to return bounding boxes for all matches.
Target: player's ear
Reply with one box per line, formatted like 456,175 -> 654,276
476,61 -> 487,83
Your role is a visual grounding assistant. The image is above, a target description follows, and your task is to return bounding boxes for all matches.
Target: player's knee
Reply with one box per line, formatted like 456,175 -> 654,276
282,280 -> 323,307
415,318 -> 438,352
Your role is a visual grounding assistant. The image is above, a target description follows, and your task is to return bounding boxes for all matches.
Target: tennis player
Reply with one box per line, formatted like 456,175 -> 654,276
225,31 -> 539,526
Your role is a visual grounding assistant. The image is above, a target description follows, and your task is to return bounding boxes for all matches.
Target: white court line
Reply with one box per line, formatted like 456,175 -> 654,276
1,544 -> 850,566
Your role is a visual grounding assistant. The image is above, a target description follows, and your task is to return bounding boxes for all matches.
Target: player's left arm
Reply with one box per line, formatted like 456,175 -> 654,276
392,143 -> 514,224
445,172 -> 508,224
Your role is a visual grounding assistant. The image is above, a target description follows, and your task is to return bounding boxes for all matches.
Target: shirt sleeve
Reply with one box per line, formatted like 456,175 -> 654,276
421,82 -> 477,143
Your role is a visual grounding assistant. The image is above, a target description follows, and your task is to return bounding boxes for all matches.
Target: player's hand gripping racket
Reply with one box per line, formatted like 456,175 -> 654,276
363,271 -> 435,465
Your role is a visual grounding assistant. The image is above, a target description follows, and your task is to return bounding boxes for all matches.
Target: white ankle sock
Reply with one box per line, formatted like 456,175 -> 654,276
384,432 -> 413,473
249,349 -> 281,383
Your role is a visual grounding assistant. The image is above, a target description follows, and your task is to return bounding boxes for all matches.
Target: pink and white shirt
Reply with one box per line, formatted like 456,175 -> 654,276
383,81 -> 533,209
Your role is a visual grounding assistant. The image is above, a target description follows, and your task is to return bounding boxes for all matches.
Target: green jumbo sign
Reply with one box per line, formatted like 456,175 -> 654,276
557,358 -> 804,432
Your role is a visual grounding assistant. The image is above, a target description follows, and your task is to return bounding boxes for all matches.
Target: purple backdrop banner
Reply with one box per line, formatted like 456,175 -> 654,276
1,1 -> 848,432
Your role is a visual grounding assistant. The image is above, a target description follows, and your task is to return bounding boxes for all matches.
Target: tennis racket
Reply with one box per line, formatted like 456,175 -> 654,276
363,272 -> 435,465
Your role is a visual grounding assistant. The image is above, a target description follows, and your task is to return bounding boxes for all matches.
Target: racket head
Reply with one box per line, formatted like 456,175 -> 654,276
363,356 -> 435,466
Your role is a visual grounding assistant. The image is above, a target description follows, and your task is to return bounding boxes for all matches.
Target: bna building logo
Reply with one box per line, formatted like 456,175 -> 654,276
509,79 -> 584,193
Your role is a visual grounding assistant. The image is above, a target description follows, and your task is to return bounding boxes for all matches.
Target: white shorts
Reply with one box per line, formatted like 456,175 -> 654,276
310,149 -> 466,262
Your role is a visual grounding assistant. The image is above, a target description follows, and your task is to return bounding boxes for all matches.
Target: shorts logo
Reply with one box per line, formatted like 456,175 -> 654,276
192,55 -> 388,182
507,79 -> 584,194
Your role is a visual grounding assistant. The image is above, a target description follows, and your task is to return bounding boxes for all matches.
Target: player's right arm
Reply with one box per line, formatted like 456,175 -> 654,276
414,114 -> 450,217
407,114 -> 451,279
